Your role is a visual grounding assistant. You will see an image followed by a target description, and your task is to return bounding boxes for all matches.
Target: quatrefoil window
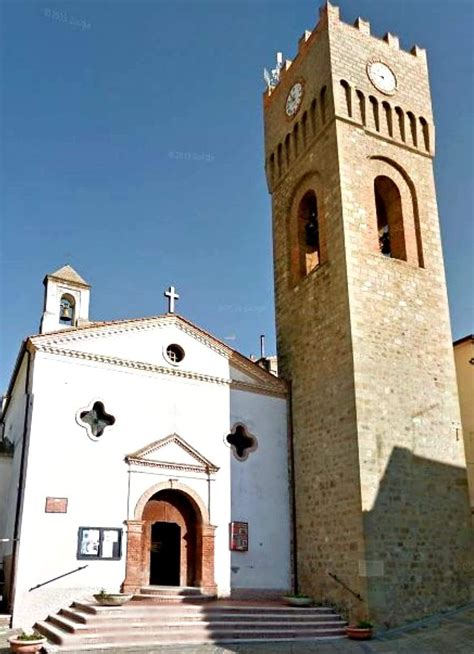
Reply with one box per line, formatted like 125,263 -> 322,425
78,401 -> 115,440
226,424 -> 257,462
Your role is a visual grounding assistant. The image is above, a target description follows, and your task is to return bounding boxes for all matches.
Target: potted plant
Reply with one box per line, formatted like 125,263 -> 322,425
93,588 -> 133,606
282,592 -> 313,607
8,629 -> 47,653
346,620 -> 373,640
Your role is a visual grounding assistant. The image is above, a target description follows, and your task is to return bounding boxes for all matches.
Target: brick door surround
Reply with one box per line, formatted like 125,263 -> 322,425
122,480 -> 217,595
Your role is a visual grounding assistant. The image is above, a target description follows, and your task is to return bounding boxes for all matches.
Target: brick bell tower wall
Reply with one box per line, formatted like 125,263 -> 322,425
263,2 -> 473,627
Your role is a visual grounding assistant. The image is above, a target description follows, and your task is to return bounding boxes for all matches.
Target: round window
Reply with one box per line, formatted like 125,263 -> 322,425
165,344 -> 185,364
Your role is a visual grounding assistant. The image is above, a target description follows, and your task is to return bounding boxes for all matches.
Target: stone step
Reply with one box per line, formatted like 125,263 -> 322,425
139,585 -> 204,596
60,608 -> 341,626
132,593 -> 212,603
39,623 -> 347,647
46,613 -> 346,635
73,599 -> 335,616
36,621 -> 74,645
44,634 -> 346,652
59,608 -> 89,624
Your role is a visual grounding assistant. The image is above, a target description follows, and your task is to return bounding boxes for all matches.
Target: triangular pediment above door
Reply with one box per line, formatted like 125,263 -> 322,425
125,433 -> 219,474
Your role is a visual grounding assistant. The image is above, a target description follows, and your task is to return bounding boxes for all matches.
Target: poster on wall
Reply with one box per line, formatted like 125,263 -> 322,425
77,527 -> 122,560
229,521 -> 248,551
79,528 -> 100,556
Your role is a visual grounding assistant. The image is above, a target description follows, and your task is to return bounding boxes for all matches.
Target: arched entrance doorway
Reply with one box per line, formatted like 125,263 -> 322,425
122,482 -> 216,595
144,489 -> 197,586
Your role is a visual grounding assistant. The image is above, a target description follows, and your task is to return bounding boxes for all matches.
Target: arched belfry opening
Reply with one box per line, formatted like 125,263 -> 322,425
298,190 -> 321,277
123,483 -> 216,595
59,294 -> 76,325
374,175 -> 406,261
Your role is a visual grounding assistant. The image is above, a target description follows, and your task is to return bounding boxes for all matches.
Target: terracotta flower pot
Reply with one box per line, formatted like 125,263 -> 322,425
93,593 -> 133,606
8,635 -> 47,653
346,625 -> 373,640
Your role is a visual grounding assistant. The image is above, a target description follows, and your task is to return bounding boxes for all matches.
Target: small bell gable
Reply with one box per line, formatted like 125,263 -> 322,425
40,264 -> 91,334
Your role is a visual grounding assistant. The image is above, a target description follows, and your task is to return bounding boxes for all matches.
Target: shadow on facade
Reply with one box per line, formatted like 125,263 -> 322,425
194,446 -> 473,644
361,446 -> 473,628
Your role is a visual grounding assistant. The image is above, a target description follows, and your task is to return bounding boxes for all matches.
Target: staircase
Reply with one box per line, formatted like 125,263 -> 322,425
35,588 -> 347,651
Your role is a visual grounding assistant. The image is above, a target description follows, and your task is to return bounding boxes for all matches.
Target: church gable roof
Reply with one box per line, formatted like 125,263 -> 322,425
27,314 -> 287,395
126,433 -> 219,474
45,264 -> 90,287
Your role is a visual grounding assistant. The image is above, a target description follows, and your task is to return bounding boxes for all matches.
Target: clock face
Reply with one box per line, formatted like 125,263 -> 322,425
285,81 -> 304,117
367,61 -> 397,95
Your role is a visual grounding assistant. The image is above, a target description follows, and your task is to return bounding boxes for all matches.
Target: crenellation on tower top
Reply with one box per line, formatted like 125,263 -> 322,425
410,44 -> 427,60
278,59 -> 293,81
263,3 -> 427,104
318,3 -> 427,58
383,32 -> 399,49
319,1 -> 340,21
354,16 -> 370,35
298,30 -> 312,52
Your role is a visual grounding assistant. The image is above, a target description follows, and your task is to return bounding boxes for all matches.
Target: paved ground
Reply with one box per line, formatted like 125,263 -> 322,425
0,605 -> 472,653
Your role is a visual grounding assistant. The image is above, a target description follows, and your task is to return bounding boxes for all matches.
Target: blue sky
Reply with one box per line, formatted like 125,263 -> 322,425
1,0 -> 473,392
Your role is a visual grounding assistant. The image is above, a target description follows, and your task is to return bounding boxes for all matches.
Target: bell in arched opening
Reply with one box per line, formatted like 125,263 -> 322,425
59,295 -> 75,325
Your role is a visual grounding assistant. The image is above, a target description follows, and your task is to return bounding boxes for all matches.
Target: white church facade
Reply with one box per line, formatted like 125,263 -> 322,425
0,266 -> 291,627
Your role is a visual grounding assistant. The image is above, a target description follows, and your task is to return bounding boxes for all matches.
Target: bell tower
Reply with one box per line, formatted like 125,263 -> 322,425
264,3 -> 473,627
40,264 -> 90,334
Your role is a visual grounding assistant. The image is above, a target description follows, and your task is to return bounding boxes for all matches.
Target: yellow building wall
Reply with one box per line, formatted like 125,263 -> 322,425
454,336 -> 474,515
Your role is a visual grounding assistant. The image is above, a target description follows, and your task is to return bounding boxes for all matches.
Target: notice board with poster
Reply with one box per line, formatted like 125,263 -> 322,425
229,521 -> 248,551
77,527 -> 122,560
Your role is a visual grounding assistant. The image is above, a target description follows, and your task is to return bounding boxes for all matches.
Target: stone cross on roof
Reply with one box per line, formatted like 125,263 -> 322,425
164,286 -> 180,314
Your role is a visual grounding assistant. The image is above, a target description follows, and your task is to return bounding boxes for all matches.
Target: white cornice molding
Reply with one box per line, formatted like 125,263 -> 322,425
32,317 -> 167,345
36,345 -> 230,385
29,314 -> 288,393
34,345 -> 287,398
127,459 -> 213,474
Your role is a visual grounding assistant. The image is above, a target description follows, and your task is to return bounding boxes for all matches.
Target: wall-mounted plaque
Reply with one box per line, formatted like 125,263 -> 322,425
77,527 -> 122,560
45,497 -> 68,513
229,521 -> 248,552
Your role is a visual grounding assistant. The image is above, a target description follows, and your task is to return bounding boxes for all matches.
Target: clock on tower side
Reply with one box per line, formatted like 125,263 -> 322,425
263,2 -> 473,628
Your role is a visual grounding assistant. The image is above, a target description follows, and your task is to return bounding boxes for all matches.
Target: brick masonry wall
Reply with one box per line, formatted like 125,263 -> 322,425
269,110 -> 370,619
264,2 -> 473,627
337,113 -> 473,624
